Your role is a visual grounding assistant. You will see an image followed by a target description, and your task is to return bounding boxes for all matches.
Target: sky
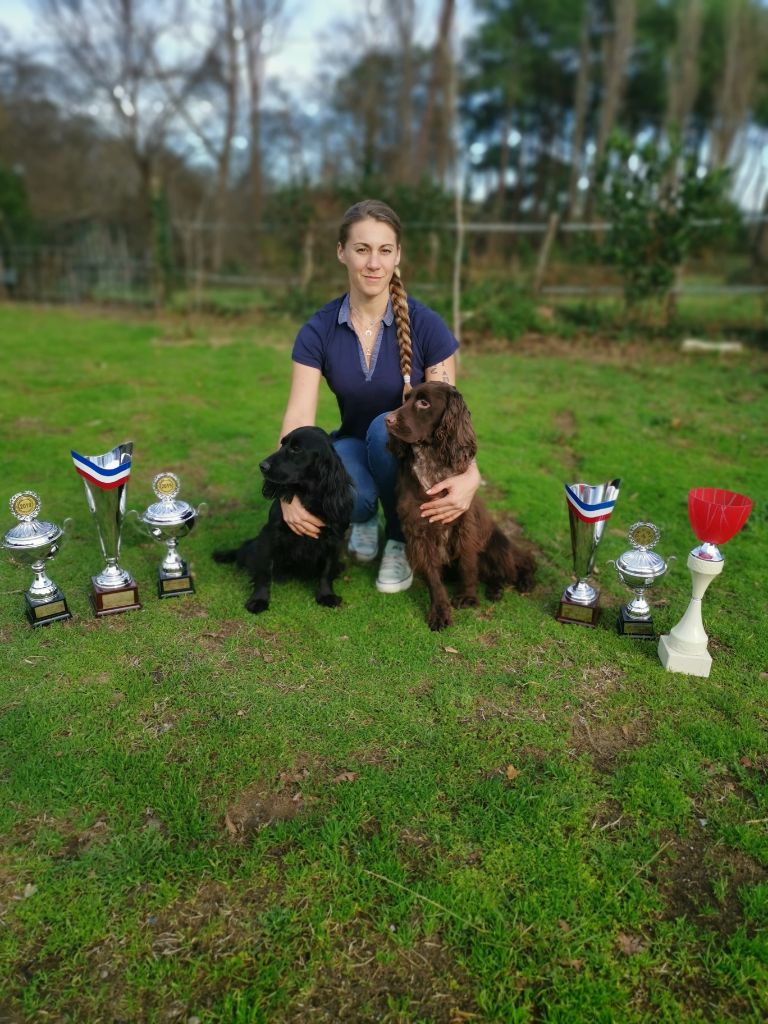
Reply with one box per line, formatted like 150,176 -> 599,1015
0,0 -> 475,100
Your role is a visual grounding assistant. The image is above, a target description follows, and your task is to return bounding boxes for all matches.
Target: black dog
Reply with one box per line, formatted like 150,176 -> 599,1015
213,426 -> 353,614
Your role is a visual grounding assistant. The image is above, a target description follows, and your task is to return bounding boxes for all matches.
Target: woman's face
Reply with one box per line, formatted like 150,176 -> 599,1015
337,218 -> 401,303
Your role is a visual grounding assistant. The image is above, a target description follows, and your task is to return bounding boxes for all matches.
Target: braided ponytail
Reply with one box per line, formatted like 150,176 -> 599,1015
389,266 -> 412,400
338,198 -> 413,400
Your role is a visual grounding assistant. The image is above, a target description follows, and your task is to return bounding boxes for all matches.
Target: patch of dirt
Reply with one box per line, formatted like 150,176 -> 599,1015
285,926 -> 477,1024
569,712 -> 651,774
553,408 -> 580,474
224,782 -> 306,840
652,832 -> 768,936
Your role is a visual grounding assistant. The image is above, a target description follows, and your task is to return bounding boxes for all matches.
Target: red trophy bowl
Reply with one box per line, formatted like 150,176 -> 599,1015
688,487 -> 753,560
659,486 -> 753,677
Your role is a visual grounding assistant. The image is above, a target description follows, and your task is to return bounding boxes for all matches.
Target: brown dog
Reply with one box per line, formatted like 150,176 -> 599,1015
385,382 -> 535,631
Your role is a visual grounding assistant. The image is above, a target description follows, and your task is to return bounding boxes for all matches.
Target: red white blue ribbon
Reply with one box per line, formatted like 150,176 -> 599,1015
71,450 -> 132,490
565,484 -> 617,524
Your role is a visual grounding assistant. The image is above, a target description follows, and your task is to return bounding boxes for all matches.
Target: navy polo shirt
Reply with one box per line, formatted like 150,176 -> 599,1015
292,294 -> 459,440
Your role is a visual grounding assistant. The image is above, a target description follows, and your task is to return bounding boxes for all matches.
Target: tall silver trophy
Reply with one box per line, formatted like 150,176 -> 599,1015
132,472 -> 207,597
556,479 -> 621,627
3,491 -> 72,627
72,443 -> 141,616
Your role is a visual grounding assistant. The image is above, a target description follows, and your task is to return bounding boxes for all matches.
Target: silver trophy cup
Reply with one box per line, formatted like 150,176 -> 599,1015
72,442 -> 141,616
3,491 -> 72,626
132,472 -> 206,597
556,479 -> 621,627
610,522 -> 670,638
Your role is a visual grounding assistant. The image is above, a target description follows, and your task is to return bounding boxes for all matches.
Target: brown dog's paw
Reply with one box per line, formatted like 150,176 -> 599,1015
427,604 -> 453,631
452,593 -> 479,610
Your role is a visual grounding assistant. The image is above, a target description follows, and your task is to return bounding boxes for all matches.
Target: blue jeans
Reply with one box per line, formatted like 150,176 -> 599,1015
333,412 -> 404,542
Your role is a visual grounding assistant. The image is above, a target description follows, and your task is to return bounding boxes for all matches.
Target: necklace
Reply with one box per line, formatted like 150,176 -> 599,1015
351,306 -> 383,339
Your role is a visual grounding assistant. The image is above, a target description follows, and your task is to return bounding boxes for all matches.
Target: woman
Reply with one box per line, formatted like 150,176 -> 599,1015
279,198 -> 481,593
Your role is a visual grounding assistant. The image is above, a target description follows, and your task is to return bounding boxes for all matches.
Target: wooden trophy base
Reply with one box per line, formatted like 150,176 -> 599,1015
556,588 -> 600,628
158,562 -> 195,598
91,577 -> 142,617
25,590 -> 72,627
617,606 -> 655,639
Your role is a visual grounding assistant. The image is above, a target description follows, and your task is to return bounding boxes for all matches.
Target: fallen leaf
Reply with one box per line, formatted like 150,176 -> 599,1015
23,883 -> 38,899
616,932 -> 645,956
558,919 -> 571,932
505,764 -> 521,781
559,958 -> 584,970
670,417 -> 682,430
278,769 -> 309,784
332,771 -> 359,784
740,757 -> 754,768
443,646 -> 459,654
236,709 -> 247,717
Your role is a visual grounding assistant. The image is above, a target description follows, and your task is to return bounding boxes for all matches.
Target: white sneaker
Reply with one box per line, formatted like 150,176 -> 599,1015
376,540 -> 414,593
348,514 -> 379,563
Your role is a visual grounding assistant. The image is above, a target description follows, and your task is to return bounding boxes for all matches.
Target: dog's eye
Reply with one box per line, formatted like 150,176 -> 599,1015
415,399 -> 431,410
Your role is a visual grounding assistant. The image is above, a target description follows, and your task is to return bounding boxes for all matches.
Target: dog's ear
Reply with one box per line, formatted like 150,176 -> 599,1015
386,433 -> 410,461
433,388 -> 477,469
315,446 -> 354,525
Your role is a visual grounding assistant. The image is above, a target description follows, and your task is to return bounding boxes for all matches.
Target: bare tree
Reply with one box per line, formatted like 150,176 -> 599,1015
664,0 -> 703,141
413,0 -> 455,183
392,0 -> 416,184
710,0 -> 765,169
39,0 -> 188,259
566,0 -> 594,220
594,0 -> 636,168
240,0 -> 284,236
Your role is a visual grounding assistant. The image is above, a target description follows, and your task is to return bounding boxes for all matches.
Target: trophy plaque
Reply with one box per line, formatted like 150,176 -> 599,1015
72,443 -> 141,616
658,487 -> 752,677
556,479 -> 621,627
611,522 -> 669,638
134,472 -> 206,597
3,491 -> 72,627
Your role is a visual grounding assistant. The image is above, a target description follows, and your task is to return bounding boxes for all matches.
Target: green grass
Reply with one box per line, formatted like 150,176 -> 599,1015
1,304 -> 767,1023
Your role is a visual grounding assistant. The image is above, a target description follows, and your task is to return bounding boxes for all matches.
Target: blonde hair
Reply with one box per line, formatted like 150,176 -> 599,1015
339,199 -> 412,398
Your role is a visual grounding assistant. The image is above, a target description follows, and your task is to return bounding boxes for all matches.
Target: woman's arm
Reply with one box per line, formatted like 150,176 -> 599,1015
425,354 -> 456,385
280,362 -> 322,441
278,362 -> 326,538
420,354 -> 481,524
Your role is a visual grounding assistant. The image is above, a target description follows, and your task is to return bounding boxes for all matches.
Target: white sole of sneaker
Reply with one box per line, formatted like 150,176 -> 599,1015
349,550 -> 379,564
375,573 -> 414,594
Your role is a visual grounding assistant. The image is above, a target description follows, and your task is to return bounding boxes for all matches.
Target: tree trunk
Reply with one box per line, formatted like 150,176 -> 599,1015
596,0 -> 636,162
393,0 -> 416,184
664,0 -> 703,140
710,0 -> 761,169
413,0 -> 455,182
566,1 -> 593,221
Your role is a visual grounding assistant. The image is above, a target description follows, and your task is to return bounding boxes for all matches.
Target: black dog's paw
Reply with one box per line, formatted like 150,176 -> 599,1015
245,596 -> 269,614
316,593 -> 342,608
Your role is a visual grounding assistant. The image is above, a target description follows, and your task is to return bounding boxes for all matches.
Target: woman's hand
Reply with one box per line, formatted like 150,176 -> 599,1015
420,462 -> 482,524
280,496 -> 325,538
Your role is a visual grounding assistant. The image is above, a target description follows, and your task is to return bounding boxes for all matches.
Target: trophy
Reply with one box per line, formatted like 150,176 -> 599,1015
132,472 -> 206,597
556,479 -> 621,627
3,491 -> 72,627
610,522 -> 670,638
658,487 -> 752,677
72,443 -> 141,616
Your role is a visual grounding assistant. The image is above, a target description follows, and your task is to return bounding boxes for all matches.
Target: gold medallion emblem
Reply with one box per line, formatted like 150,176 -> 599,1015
153,472 -> 180,500
628,522 -> 660,549
10,491 -> 41,521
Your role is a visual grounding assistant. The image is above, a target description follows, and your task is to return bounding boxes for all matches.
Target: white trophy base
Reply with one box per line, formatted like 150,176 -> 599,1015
657,633 -> 712,678
657,552 -> 724,679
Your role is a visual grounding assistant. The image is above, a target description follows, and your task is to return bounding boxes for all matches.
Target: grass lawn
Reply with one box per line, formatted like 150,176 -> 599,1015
1,304 -> 767,1023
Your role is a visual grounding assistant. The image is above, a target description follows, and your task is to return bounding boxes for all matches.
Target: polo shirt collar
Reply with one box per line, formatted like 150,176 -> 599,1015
339,293 -> 394,327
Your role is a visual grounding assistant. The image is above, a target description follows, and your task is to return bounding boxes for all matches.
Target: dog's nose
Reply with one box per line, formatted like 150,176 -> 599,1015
384,413 -> 396,429
259,459 -> 271,475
